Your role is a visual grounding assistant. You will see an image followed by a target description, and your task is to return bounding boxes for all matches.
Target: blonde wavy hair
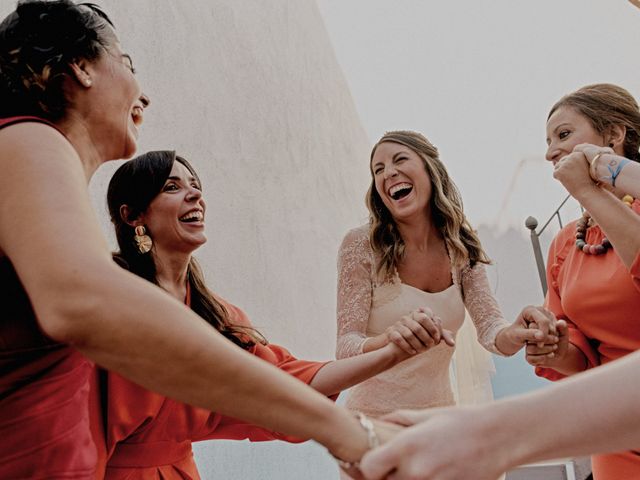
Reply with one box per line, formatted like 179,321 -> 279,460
366,130 -> 490,279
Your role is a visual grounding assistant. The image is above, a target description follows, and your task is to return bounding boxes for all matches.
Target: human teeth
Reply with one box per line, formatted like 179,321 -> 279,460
389,183 -> 412,196
180,211 -> 203,221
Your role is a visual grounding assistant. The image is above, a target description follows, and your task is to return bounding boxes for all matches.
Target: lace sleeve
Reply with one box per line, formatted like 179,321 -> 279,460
336,226 -> 374,359
460,262 -> 510,355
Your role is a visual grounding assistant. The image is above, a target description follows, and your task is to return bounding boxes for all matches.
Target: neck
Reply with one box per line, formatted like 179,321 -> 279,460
153,247 -> 192,301
55,113 -> 108,180
395,211 -> 439,251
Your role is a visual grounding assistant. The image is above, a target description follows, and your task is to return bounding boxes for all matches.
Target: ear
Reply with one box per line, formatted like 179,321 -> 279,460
606,124 -> 626,153
120,205 -> 144,227
68,59 -> 93,88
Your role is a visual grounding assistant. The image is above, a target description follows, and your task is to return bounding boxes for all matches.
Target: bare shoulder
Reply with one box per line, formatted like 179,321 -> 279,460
0,120 -> 103,266
0,121 -> 79,169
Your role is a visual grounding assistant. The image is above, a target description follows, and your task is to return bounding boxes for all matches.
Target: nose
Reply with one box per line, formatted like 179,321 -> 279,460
383,164 -> 399,179
545,143 -> 562,163
185,186 -> 202,201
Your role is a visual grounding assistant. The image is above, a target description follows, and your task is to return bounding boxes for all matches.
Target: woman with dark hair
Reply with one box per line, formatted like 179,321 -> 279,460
526,83 -> 640,478
336,130 -> 557,425
102,150 -> 421,479
0,1 -> 396,477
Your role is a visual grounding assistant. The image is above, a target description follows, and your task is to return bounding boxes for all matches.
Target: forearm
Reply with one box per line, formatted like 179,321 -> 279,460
311,344 -> 402,396
594,153 -> 640,200
573,184 -> 640,268
363,332 -> 389,352
485,351 -> 640,470
44,267 -> 362,455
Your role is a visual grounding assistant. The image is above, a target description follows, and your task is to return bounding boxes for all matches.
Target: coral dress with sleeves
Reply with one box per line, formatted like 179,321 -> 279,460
102,291 -> 330,480
536,203 -> 640,479
0,117 -> 98,479
336,225 -> 508,417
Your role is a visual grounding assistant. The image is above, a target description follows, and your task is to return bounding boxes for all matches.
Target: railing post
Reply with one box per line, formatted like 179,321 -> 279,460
525,216 -> 548,296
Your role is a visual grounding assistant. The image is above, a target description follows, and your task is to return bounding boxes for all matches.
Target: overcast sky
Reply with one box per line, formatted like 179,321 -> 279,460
316,0 -> 640,230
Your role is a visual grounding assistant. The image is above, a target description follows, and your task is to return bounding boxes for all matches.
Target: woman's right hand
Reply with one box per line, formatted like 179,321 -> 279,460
385,307 -> 455,355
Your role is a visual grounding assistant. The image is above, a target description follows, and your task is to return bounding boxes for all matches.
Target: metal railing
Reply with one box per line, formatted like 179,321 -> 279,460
524,193 -> 573,296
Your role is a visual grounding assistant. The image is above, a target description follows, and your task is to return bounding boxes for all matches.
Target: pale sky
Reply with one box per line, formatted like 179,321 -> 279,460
316,0 -> 640,230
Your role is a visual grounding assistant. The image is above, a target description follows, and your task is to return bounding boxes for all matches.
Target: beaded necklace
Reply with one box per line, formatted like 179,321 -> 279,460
575,194 -> 634,255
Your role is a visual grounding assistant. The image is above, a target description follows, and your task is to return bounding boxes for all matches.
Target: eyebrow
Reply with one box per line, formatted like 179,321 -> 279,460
371,149 -> 409,169
546,122 -> 571,143
166,175 -> 199,184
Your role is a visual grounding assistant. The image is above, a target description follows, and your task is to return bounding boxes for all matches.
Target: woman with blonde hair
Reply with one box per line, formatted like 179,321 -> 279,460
336,130 -> 556,422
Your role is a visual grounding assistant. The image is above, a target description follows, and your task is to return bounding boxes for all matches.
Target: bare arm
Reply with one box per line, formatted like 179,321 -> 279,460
360,350 -> 640,480
310,343 -> 409,396
0,124 -> 368,461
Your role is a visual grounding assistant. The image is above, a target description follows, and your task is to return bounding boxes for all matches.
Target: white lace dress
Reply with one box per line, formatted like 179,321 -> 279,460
337,225 -> 508,417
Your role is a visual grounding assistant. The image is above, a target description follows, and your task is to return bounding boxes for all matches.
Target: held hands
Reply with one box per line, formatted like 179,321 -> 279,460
359,406 -> 508,480
498,305 -> 559,356
336,415 -> 405,480
525,319 -> 569,368
385,307 -> 455,355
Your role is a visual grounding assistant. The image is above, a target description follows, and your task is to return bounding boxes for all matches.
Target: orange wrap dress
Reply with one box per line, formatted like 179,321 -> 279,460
101,293 -> 329,480
536,201 -> 640,479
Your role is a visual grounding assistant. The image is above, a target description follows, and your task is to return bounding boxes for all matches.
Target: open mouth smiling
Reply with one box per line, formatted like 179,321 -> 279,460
388,182 -> 413,200
179,210 -> 204,223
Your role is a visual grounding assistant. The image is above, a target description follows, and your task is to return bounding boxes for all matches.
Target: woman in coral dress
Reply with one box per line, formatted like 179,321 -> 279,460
530,83 -> 640,479
100,150 -> 423,479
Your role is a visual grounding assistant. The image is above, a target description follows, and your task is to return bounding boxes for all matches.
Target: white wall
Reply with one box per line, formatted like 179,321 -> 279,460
95,2 -> 372,478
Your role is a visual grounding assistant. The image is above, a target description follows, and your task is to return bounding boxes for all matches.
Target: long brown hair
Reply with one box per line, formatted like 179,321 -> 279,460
365,130 -> 489,279
548,83 -> 640,161
107,150 -> 265,349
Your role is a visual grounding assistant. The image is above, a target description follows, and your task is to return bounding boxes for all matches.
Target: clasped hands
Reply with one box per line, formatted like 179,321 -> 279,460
553,143 -> 620,196
384,307 -> 456,357
340,305 -> 563,479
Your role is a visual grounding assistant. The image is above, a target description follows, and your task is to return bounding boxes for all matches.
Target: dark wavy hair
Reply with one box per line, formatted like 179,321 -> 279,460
0,0 -> 114,119
107,150 -> 265,350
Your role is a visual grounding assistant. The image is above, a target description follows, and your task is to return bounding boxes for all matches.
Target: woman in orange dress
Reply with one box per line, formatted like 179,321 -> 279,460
529,83 -> 640,479
101,150 -> 429,479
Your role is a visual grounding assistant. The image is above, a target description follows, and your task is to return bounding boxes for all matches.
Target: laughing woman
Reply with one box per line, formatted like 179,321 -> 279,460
529,83 -> 640,479
336,130 -> 557,421
101,150 -> 422,479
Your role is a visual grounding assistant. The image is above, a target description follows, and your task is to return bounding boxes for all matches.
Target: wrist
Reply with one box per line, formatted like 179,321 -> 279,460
479,402 -> 538,471
328,411 -> 377,464
572,181 -> 601,203
496,325 -> 520,355
363,333 -> 388,353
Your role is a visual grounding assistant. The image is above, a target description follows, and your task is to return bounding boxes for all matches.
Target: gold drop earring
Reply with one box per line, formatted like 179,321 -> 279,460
134,226 -> 152,254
